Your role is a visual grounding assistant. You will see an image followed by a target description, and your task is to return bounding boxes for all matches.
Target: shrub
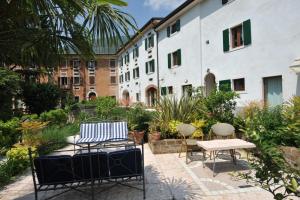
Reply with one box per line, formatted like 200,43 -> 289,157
20,114 -> 39,121
94,97 -> 117,119
40,109 -> 68,125
18,121 -> 48,146
0,118 -> 21,154
127,104 -> 153,131
22,82 -> 62,114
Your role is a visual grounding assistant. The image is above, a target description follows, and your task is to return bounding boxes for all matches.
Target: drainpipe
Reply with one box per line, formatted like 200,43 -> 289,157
155,30 -> 160,101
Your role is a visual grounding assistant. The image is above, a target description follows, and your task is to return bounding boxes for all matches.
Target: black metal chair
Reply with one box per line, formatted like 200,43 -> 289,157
28,139 -> 145,200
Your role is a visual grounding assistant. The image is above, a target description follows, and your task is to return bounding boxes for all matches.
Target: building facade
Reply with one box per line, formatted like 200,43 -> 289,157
116,0 -> 300,107
54,55 -> 118,102
117,18 -> 162,106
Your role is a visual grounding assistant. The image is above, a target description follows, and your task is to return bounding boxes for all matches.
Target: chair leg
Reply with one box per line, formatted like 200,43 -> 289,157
178,144 -> 183,158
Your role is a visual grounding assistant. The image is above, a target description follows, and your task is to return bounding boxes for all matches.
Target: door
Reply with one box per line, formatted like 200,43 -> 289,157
263,76 -> 283,106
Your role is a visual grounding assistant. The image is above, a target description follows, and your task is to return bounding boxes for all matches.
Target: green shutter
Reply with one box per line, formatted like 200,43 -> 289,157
133,69 -> 135,78
136,47 -> 139,57
167,27 -> 170,37
161,87 -> 167,96
151,59 -> 155,72
177,49 -> 181,66
168,53 -> 171,69
128,54 -> 130,63
219,80 -> 231,92
223,29 -> 230,52
145,62 -> 148,74
243,19 -> 252,45
176,19 -> 181,32
145,39 -> 148,50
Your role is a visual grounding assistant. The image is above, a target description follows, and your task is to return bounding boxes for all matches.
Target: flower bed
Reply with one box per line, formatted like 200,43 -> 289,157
148,136 -> 184,154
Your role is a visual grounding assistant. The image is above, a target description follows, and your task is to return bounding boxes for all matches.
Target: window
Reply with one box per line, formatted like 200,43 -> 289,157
74,96 -> 80,103
223,19 -> 252,52
145,59 -> 155,74
233,78 -> 245,91
89,76 -> 95,85
231,24 -> 243,48
133,46 -> 139,59
168,86 -> 173,95
119,57 -> 123,67
167,19 -> 180,37
110,76 -> 116,84
136,93 -> 140,101
219,80 -> 231,91
161,86 -> 174,96
145,34 -> 154,50
133,67 -> 140,79
119,74 -> 124,83
61,59 -> 68,69
124,53 -> 130,64
72,59 -> 80,68
125,71 -> 130,82
110,59 -> 116,68
182,85 -> 193,97
60,77 -> 68,86
168,49 -> 181,68
73,77 -> 80,85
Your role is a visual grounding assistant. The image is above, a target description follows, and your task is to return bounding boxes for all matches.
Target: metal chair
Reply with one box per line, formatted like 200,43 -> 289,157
209,123 -> 235,140
177,124 -> 201,164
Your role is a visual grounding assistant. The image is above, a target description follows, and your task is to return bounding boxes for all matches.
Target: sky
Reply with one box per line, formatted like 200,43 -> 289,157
123,0 -> 186,28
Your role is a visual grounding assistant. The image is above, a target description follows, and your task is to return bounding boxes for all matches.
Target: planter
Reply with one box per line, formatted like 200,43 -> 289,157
130,130 -> 145,145
280,146 -> 300,170
148,137 -> 185,154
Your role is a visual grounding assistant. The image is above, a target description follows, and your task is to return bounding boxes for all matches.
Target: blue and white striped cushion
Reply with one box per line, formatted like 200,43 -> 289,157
110,122 -> 128,141
94,123 -> 111,142
78,123 -> 97,143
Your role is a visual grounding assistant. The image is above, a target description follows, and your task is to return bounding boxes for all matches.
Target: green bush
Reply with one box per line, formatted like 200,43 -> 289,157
0,118 -> 21,154
20,114 -> 39,121
22,82 -> 62,114
40,109 -> 68,125
127,104 -> 154,131
95,97 -> 118,119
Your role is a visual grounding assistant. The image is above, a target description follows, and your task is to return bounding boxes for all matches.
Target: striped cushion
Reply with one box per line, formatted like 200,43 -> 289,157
110,122 -> 128,141
77,122 -> 128,143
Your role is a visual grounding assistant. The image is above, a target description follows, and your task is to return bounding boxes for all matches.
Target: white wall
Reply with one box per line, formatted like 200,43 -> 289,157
201,0 -> 300,106
157,4 -> 202,98
118,28 -> 158,104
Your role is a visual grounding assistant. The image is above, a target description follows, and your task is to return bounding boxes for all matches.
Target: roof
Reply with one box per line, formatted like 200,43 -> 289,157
116,17 -> 163,55
155,0 -> 200,30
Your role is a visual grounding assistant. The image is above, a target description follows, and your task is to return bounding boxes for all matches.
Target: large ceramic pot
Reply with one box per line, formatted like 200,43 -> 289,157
131,130 -> 145,145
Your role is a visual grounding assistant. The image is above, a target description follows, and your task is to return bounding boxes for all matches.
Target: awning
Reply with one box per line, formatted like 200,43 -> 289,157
290,58 -> 300,73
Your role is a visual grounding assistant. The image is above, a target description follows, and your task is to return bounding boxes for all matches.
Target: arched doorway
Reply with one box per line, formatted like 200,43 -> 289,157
204,72 -> 216,96
88,92 -> 97,100
122,90 -> 130,106
145,86 -> 157,107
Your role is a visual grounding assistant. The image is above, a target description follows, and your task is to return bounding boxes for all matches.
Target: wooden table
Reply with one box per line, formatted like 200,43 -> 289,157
197,139 -> 256,176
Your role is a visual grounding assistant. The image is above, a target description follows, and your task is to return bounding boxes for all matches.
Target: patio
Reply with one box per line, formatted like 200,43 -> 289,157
0,144 -> 273,200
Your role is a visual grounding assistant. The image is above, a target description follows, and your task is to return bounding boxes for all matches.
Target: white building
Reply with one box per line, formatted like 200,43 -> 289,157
117,0 -> 300,107
117,18 -> 162,106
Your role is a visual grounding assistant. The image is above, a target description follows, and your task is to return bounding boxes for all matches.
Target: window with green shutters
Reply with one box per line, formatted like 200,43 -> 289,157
133,46 -> 139,58
219,80 -> 231,92
168,49 -> 182,68
124,53 -> 130,64
145,34 -> 154,50
145,59 -> 155,74
161,87 -> 167,96
167,19 -> 180,37
223,19 -> 252,52
133,67 -> 139,79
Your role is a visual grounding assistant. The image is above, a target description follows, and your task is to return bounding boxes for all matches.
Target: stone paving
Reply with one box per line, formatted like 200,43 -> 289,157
0,144 -> 274,200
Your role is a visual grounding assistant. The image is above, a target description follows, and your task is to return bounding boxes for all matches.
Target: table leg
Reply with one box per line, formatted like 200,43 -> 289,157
202,150 -> 206,168
212,151 -> 216,177
230,149 -> 237,165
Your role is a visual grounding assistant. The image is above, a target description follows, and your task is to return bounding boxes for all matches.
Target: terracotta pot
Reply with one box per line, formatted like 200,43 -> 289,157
132,130 -> 145,144
150,131 -> 161,142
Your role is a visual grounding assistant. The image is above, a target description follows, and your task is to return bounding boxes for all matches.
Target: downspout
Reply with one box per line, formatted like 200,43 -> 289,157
155,29 -> 160,101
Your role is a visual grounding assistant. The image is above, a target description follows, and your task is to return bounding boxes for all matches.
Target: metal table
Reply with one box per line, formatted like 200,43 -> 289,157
197,139 -> 256,176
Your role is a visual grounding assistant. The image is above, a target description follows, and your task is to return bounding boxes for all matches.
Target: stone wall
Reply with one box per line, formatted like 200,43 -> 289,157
148,139 -> 185,154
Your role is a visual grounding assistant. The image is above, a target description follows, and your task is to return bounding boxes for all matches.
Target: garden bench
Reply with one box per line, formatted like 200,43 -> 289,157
28,140 -> 145,200
76,121 -> 128,144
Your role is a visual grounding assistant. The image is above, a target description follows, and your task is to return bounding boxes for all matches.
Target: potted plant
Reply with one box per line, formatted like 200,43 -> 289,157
149,122 -> 161,142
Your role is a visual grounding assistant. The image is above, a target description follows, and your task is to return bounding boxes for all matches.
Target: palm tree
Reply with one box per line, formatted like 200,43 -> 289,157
0,0 -> 136,70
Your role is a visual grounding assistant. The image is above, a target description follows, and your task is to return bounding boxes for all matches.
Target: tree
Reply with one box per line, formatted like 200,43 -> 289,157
0,68 -> 21,121
0,0 -> 136,70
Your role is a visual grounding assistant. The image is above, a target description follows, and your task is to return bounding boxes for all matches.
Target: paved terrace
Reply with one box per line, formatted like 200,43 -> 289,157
0,144 -> 273,200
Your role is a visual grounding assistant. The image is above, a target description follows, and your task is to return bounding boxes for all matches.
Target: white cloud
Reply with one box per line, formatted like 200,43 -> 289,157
144,0 -> 186,11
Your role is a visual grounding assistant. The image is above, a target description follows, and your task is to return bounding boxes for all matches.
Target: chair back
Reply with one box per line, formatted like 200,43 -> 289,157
211,123 -> 235,137
177,123 -> 196,137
